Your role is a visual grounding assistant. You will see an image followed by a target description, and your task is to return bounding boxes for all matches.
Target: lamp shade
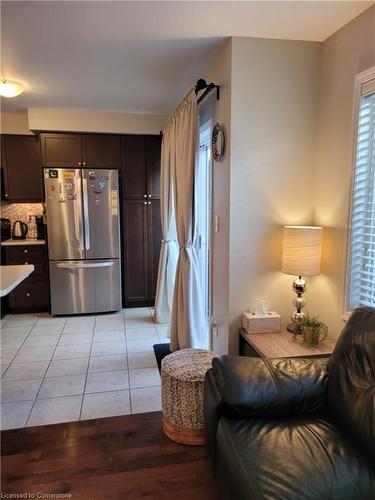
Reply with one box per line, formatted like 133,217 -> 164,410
282,226 -> 322,277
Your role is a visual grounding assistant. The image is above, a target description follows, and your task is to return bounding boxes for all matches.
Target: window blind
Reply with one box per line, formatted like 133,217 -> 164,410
348,85 -> 375,309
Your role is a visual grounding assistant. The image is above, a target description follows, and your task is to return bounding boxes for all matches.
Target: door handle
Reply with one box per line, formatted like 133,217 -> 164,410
82,178 -> 90,251
57,262 -> 114,269
76,175 -> 85,251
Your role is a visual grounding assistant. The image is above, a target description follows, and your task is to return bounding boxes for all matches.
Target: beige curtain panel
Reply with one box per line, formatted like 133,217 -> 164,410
154,122 -> 179,324
169,91 -> 207,351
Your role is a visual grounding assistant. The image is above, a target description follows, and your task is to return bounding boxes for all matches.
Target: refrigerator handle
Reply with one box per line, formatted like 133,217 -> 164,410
57,262 -> 114,269
82,178 -> 91,250
75,176 -> 85,251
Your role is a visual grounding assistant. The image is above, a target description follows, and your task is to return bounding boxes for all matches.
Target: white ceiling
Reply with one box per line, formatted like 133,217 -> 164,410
1,1 -> 373,114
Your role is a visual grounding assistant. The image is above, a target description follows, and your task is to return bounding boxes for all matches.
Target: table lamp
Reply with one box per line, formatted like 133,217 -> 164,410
282,225 -> 322,333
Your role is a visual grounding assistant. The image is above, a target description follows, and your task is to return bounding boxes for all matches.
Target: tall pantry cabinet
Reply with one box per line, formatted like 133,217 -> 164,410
121,135 -> 162,306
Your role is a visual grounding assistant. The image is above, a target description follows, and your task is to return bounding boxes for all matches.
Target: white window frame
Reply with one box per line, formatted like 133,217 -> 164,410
344,66 -> 375,319
197,118 -> 214,348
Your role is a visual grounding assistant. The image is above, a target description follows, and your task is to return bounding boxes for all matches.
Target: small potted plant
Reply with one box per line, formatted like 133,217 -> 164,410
300,316 -> 328,346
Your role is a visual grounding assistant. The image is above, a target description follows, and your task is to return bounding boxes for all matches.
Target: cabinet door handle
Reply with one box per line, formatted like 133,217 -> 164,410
78,161 -> 82,166
24,249 -> 28,254
148,194 -> 152,198
4,193 -> 8,198
144,194 -> 147,198
26,292 -> 30,297
148,201 -> 151,205
144,202 -> 148,205
25,262 -> 28,265
82,162 -> 86,166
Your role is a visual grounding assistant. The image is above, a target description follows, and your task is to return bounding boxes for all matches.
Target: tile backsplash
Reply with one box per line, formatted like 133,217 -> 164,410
0,203 -> 44,239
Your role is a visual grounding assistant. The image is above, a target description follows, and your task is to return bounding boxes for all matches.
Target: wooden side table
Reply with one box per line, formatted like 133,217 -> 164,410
240,327 -> 336,359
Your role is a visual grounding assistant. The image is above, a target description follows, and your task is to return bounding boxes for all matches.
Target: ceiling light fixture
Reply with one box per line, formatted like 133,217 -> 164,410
0,80 -> 24,97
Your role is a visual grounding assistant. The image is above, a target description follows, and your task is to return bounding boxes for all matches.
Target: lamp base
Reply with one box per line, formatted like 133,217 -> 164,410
288,276 -> 306,335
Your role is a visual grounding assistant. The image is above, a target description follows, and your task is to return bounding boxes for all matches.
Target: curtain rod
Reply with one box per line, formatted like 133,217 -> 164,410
160,79 -> 220,136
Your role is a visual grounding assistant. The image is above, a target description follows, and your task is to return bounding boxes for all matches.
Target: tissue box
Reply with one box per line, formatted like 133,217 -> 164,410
242,311 -> 281,334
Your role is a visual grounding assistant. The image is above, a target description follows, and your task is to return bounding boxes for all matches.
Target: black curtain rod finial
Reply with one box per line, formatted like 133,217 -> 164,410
195,78 -> 220,104
195,79 -> 208,94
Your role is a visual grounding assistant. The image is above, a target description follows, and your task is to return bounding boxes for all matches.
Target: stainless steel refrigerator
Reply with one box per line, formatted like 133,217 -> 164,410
44,168 -> 121,315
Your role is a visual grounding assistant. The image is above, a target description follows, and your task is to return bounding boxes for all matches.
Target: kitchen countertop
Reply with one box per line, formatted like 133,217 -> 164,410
1,239 -> 46,246
0,264 -> 35,297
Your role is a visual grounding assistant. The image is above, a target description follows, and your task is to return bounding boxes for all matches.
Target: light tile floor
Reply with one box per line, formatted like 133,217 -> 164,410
0,307 -> 168,430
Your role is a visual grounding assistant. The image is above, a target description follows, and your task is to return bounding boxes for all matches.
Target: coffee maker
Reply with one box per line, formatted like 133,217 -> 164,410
0,218 -> 11,241
35,215 -> 45,240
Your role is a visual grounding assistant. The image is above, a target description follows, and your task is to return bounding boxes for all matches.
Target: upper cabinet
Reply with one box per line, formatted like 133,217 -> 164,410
1,135 -> 43,202
41,133 -> 121,168
146,136 -> 161,199
82,135 -> 122,168
122,136 -> 147,199
122,135 -> 161,200
41,134 -> 82,167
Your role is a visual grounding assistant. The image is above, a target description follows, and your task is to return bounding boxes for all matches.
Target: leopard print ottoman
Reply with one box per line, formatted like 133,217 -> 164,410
161,348 -> 215,445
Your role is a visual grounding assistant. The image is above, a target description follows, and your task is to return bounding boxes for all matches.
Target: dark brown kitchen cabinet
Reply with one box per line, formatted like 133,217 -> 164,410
122,135 -> 161,200
146,136 -> 161,199
122,200 -> 149,304
122,135 -> 147,199
121,135 -> 162,306
1,135 -> 43,202
4,245 -> 50,313
122,199 -> 162,306
40,133 -> 121,168
40,134 -> 82,168
82,135 -> 122,167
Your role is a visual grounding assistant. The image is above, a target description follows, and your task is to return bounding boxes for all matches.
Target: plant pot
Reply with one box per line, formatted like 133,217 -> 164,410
302,324 -> 327,346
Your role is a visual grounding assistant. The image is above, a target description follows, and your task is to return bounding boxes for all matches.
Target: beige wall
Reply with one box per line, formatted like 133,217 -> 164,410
1,108 -> 168,135
201,39 -> 232,355
310,6 -> 375,339
1,111 -> 32,134
28,108 -> 168,135
228,37 -> 320,353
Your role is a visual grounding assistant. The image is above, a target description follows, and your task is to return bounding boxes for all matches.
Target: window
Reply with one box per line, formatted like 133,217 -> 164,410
348,74 -> 375,310
195,120 -> 212,331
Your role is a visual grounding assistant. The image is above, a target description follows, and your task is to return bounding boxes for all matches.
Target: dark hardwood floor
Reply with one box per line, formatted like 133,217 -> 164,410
1,411 -> 218,499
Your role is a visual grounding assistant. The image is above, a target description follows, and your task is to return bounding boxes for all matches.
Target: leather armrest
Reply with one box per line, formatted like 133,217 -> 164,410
204,368 -> 224,470
212,355 -> 328,418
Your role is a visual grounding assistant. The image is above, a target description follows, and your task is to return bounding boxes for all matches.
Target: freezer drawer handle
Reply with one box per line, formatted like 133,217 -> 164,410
57,262 -> 114,269
82,178 -> 91,250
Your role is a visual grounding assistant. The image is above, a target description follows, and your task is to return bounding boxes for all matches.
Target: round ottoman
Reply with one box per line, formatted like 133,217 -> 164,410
161,348 -> 215,445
